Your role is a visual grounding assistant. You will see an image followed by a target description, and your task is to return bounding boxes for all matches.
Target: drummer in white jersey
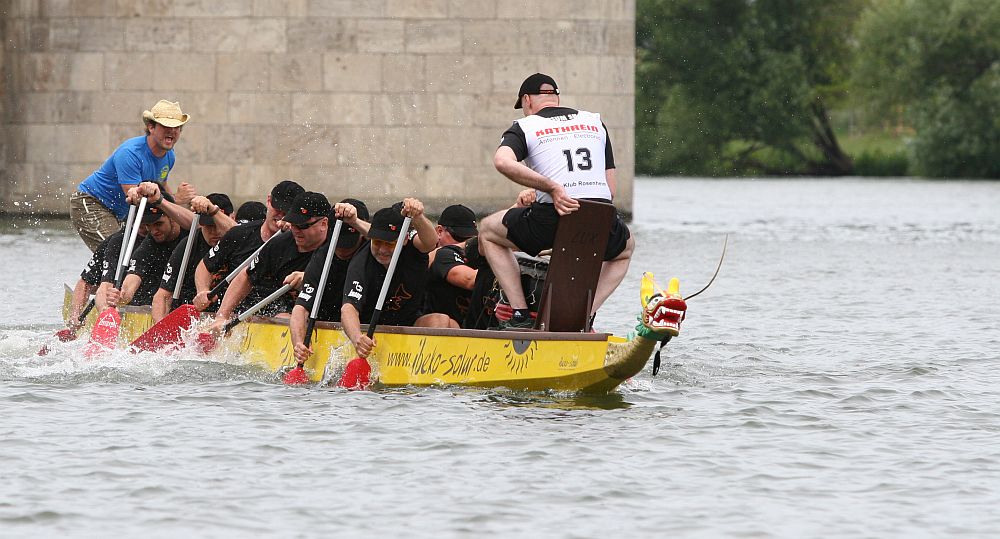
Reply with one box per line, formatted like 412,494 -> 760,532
478,73 -> 634,329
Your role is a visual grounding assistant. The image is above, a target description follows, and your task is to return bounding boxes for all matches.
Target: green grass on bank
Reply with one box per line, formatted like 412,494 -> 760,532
840,130 -> 910,177
715,128 -> 909,177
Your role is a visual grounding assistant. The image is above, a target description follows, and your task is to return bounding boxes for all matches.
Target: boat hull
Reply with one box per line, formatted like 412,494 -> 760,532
63,288 -> 655,393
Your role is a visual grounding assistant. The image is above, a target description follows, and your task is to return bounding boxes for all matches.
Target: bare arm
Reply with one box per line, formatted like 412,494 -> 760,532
493,146 -> 579,215
127,182 -> 195,230
493,146 -> 556,191
290,305 -> 311,363
401,198 -> 436,253
192,261 -> 215,311
69,279 -> 96,329
341,303 -> 373,358
151,288 -> 172,323
445,266 -> 477,291
172,182 -> 195,208
411,213 -> 437,253
333,202 -> 371,237
119,274 -> 142,305
95,282 -> 111,313
214,268 -> 251,322
350,219 -> 370,237
190,195 -> 236,235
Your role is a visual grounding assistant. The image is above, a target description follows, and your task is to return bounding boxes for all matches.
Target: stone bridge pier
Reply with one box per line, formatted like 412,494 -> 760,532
0,0 -> 634,217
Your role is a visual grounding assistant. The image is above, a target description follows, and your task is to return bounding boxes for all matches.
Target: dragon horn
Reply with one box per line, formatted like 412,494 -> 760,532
667,277 -> 680,296
640,272 -> 657,307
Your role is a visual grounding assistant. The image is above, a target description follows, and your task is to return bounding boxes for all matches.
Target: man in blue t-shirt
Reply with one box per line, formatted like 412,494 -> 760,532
70,99 -> 194,252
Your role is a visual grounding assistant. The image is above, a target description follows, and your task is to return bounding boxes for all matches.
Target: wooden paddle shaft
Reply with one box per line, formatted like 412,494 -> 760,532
172,213 -> 201,300
115,204 -> 138,278
223,282 -> 295,333
304,219 -> 343,348
115,197 -> 147,289
79,298 -> 96,321
366,216 -> 412,339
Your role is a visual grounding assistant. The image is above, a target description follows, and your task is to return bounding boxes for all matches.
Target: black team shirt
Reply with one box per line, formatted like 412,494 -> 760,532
245,232 -> 317,316
159,232 -> 212,309
295,240 -> 369,322
83,230 -> 125,286
341,241 -> 429,327
107,230 -> 188,306
202,220 -> 269,304
425,244 -> 472,325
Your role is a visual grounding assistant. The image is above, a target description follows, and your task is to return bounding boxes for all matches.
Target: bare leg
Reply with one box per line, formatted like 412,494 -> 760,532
592,234 -> 635,314
415,313 -> 459,329
478,211 -> 528,310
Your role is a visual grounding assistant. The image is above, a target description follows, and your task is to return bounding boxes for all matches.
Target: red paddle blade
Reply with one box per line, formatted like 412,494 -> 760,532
130,304 -> 199,353
283,365 -> 310,385
195,332 -> 217,354
338,358 -> 371,390
85,308 -> 121,358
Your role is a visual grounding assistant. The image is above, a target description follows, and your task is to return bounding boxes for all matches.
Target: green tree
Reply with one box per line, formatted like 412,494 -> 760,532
637,0 -> 865,176
853,0 -> 1000,178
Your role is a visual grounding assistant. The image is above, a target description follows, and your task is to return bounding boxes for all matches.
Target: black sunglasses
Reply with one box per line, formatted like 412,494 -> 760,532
290,217 -> 325,230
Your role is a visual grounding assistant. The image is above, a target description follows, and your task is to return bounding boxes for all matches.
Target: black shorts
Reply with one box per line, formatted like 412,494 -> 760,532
502,201 -> 630,260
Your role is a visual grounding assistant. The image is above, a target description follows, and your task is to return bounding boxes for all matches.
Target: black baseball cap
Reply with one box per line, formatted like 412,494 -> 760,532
140,191 -> 175,224
282,192 -> 331,225
368,203 -> 406,242
337,198 -> 369,248
200,193 -> 234,226
438,204 -> 477,239
514,73 -> 559,109
269,180 -> 305,213
235,201 -> 267,223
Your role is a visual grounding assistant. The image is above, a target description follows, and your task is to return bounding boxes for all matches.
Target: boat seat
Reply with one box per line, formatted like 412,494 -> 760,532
534,199 -> 615,332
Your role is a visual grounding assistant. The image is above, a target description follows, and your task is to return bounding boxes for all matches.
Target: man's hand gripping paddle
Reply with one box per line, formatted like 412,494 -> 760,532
129,214 -> 201,352
284,219 -> 343,385
338,216 -> 412,390
84,197 -> 147,357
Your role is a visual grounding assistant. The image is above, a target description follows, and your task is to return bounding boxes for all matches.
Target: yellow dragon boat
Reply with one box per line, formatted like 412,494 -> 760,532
60,201 -> 696,393
61,272 -> 684,394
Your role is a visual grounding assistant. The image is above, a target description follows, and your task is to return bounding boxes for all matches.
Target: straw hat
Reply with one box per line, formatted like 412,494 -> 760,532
141,100 -> 190,128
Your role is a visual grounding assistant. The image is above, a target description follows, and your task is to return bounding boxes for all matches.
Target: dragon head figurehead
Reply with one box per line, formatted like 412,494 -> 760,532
636,272 -> 687,340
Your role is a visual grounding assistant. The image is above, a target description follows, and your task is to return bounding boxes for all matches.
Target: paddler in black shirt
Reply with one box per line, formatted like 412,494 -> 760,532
100,190 -> 191,310
192,180 -> 304,312
210,192 -> 365,331
67,226 -> 137,332
424,204 -> 479,328
151,193 -> 236,322
288,199 -> 370,363
339,198 -> 450,360
290,199 -> 370,322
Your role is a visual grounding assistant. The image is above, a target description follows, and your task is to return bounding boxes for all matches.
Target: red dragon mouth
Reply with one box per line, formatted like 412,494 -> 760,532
642,294 -> 687,337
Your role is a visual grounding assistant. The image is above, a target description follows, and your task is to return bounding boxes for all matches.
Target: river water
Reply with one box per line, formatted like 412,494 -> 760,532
1,177 -> 998,538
